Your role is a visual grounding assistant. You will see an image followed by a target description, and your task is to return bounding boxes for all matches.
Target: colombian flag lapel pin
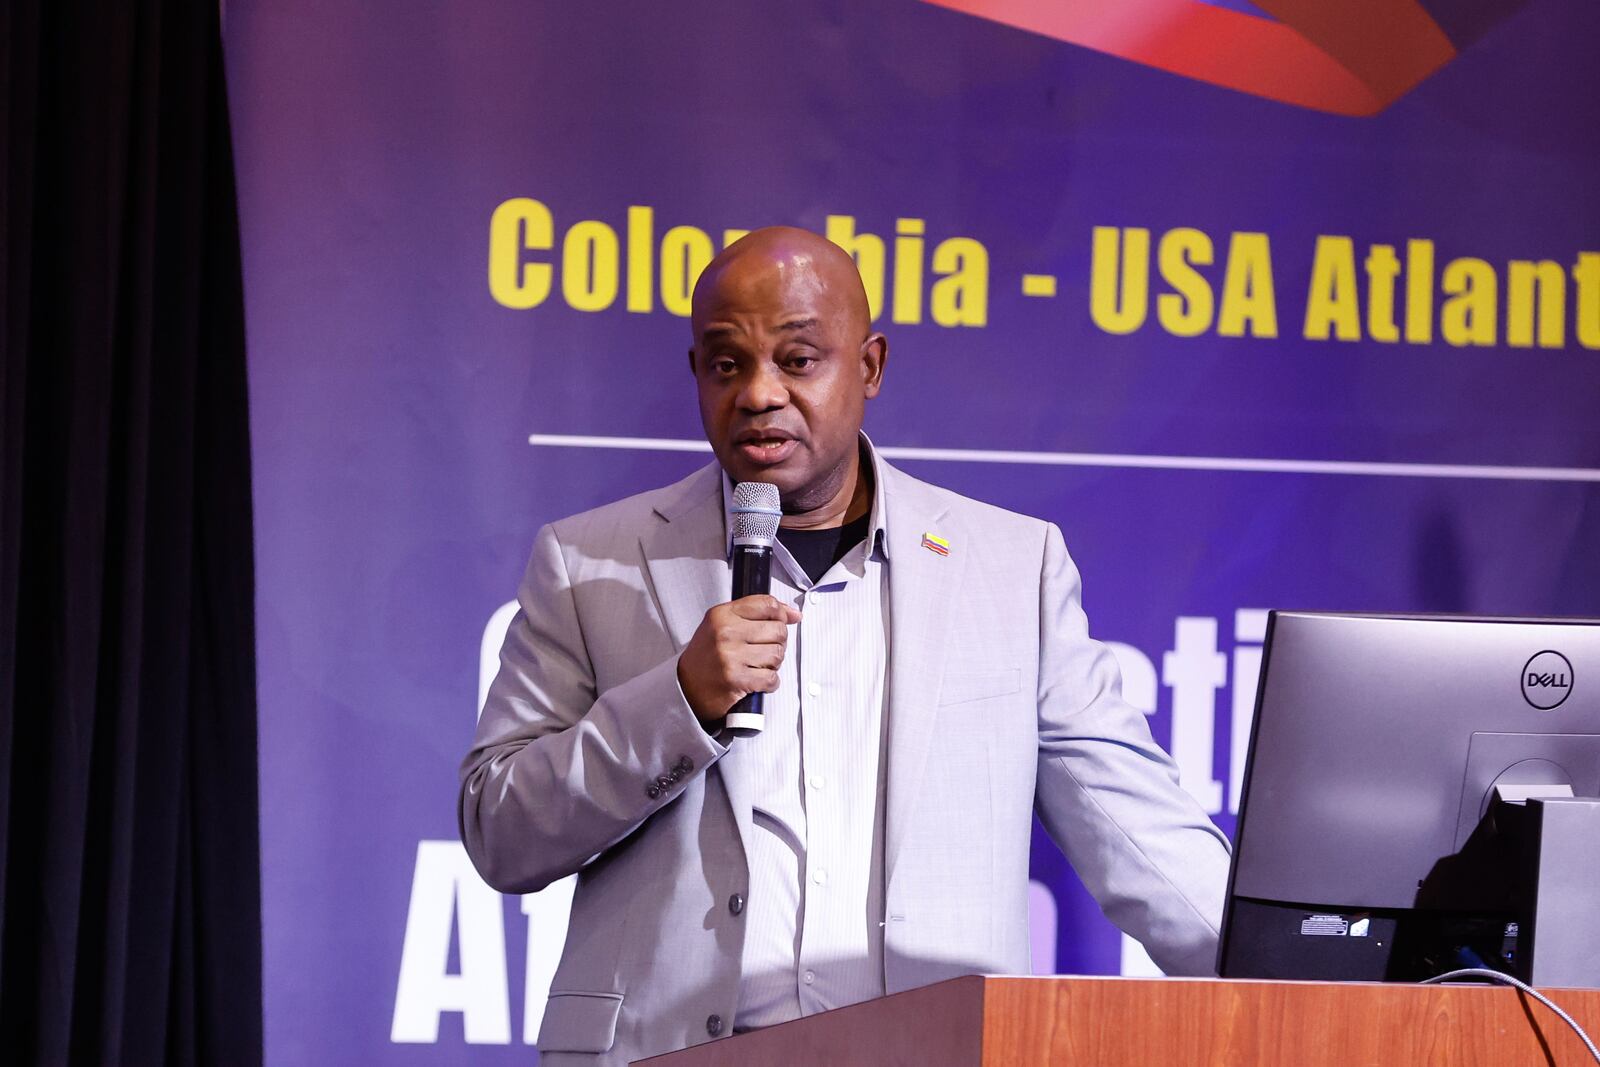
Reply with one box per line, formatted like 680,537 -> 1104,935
920,532 -> 951,557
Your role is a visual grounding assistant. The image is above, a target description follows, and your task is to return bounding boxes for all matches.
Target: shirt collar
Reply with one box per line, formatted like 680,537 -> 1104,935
720,431 -> 890,560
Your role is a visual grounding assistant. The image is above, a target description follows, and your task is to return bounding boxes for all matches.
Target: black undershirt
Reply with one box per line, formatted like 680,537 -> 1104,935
776,512 -> 871,585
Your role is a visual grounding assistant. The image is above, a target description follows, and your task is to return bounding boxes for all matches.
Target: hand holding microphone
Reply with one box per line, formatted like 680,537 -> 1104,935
676,482 -> 795,734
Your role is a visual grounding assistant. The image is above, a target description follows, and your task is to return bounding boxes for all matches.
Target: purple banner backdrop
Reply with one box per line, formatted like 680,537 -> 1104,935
226,1 -> 1600,1062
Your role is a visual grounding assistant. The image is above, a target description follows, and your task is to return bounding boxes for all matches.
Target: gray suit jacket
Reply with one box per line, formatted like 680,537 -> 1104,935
460,459 -> 1230,1065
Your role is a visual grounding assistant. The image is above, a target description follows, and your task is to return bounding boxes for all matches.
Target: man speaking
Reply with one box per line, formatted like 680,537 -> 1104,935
460,227 -> 1230,1065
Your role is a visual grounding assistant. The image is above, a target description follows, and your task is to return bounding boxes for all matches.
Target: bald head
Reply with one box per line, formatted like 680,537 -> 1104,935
691,226 -> 871,342
686,225 -> 887,521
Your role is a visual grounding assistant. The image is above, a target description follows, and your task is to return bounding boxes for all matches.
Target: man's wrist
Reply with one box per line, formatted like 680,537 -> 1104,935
673,658 -> 729,740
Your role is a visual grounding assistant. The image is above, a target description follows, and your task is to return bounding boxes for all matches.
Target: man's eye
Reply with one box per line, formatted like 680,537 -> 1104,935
788,355 -> 815,370
713,359 -> 737,375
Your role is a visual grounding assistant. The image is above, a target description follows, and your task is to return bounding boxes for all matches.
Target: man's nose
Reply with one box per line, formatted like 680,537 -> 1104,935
737,363 -> 789,412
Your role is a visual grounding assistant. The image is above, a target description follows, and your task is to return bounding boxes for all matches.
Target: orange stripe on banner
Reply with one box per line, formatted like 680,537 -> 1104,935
921,0 -> 1459,117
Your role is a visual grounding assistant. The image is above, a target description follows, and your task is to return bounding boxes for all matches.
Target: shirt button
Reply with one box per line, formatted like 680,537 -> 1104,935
808,774 -> 826,790
811,868 -> 828,886
806,681 -> 821,697
706,1014 -> 723,1037
803,970 -> 816,985
728,893 -> 744,916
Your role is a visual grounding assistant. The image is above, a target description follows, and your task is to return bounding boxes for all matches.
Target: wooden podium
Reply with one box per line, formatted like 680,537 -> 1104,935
636,975 -> 1600,1066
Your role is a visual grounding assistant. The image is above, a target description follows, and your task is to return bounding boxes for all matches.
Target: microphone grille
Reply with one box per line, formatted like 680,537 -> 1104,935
731,481 -> 782,545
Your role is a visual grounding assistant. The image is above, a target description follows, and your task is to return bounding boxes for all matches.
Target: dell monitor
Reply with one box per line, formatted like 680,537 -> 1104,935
1219,612 -> 1600,986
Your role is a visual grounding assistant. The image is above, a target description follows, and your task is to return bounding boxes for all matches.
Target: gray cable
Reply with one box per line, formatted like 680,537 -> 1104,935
1420,967 -> 1600,1064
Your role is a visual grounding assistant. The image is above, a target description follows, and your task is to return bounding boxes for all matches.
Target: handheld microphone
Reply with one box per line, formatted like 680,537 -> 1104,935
725,481 -> 781,736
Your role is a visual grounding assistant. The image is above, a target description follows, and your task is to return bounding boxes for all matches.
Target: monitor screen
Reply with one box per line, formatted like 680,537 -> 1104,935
1218,612 -> 1600,983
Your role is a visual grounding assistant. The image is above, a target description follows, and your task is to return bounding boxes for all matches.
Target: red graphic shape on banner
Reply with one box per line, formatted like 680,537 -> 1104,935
922,0 -> 1461,116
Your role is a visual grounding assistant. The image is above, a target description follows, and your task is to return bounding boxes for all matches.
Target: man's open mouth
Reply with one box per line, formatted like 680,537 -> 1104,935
735,432 -> 799,465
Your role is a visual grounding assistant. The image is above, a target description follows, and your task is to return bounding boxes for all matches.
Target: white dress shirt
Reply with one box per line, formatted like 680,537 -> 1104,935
724,446 -> 892,1030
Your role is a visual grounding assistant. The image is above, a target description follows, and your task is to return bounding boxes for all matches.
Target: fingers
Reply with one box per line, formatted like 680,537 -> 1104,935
742,643 -> 785,671
744,621 -> 790,646
713,620 -> 786,656
730,594 -> 802,624
741,667 -> 780,693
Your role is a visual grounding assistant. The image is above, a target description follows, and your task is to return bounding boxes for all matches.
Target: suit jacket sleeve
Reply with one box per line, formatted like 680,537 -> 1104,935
458,522 -> 727,894
1032,521 -> 1232,976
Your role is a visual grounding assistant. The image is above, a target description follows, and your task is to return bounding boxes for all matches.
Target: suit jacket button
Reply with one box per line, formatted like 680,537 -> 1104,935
706,1014 -> 723,1037
728,893 -> 744,916
646,784 -> 661,799
675,755 -> 693,774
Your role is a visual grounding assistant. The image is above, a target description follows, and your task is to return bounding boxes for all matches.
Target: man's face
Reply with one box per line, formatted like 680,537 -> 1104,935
689,250 -> 883,511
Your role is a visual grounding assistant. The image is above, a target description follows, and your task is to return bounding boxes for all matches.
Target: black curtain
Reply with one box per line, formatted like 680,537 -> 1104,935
1,0 -> 263,1063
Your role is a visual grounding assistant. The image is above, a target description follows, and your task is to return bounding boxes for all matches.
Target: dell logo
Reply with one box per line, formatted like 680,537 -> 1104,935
1522,651 -> 1574,710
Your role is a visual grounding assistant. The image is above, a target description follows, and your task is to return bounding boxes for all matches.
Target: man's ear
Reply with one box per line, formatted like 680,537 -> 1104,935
686,347 -> 696,375
860,333 -> 888,399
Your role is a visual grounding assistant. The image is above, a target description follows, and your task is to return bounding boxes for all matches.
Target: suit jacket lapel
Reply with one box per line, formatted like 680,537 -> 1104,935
881,462 -> 966,884
638,462 -> 755,867
640,463 -> 727,654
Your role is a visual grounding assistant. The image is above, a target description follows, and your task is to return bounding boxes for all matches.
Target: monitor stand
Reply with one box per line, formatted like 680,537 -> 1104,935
1497,794 -> 1600,989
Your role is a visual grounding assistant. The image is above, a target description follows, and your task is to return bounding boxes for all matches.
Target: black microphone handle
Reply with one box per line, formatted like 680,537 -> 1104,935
726,543 -> 772,736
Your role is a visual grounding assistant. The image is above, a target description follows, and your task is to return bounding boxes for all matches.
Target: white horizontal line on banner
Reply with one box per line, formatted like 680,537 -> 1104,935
527,433 -> 1600,483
